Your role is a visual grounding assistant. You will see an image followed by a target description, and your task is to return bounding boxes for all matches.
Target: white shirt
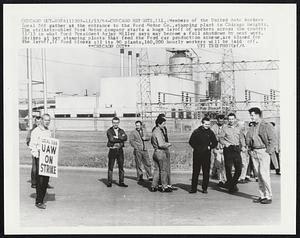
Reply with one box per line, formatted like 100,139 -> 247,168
113,128 -> 119,138
29,125 -> 51,158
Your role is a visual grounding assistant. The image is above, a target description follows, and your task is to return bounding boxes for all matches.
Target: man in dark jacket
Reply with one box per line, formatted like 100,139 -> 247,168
106,117 -> 128,188
189,117 -> 218,194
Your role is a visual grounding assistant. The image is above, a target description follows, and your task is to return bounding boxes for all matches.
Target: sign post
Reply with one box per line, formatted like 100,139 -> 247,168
39,137 -> 59,178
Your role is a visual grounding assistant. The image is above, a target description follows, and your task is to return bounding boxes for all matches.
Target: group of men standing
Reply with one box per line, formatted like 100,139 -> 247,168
106,114 -> 174,192
27,107 -> 278,209
188,107 -> 278,205
105,107 -> 278,205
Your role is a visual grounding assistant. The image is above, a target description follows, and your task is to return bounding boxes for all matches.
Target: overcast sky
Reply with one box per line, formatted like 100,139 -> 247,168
18,47 -> 279,101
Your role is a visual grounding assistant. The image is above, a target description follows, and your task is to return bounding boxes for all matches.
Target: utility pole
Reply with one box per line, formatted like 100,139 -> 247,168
27,48 -> 33,129
120,48 -> 124,77
41,48 -> 48,114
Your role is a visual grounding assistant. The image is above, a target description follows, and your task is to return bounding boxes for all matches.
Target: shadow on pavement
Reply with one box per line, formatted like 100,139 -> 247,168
174,179 -> 216,193
45,193 -> 56,202
172,183 -> 192,192
30,193 -> 36,199
30,193 -> 56,202
124,175 -> 138,182
210,182 -> 256,200
174,179 -> 255,200
125,175 -> 152,191
98,178 -> 119,186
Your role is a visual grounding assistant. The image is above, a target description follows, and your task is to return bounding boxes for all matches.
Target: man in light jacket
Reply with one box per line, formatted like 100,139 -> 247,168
129,120 -> 153,182
210,114 -> 227,185
29,114 -> 52,209
246,107 -> 277,204
150,117 -> 172,192
219,113 -> 246,193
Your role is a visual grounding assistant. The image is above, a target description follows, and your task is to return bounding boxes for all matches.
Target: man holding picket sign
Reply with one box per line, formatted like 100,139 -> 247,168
29,114 -> 59,209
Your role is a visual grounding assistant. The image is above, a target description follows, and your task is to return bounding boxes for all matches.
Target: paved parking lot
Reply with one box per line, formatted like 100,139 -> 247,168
20,165 -> 281,227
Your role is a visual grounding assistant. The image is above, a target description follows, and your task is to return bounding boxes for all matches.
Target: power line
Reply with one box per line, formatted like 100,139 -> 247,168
88,48 -> 122,57
18,54 -> 127,69
197,48 -> 264,62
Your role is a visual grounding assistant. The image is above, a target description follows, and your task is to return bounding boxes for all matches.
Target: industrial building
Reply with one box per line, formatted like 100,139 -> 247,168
53,75 -> 195,118
20,48 -> 280,131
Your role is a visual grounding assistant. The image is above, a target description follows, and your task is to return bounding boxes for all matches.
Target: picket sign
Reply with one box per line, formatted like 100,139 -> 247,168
39,137 -> 59,178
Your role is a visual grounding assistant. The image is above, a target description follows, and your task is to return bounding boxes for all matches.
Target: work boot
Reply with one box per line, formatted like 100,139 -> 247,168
260,198 -> 272,204
119,183 -> 128,187
162,187 -> 172,193
229,185 -> 239,193
138,175 -> 144,182
253,197 -> 265,203
35,203 -> 46,209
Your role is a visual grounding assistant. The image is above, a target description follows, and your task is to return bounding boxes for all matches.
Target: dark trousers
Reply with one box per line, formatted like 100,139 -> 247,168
275,152 -> 280,171
270,151 -> 280,171
34,157 -> 49,204
31,156 -> 38,186
223,146 -> 242,189
191,151 -> 211,191
108,148 -> 124,184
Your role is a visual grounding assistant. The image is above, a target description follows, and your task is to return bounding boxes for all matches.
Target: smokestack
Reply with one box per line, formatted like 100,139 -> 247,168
128,50 -> 132,77
136,53 -> 140,75
120,49 -> 124,77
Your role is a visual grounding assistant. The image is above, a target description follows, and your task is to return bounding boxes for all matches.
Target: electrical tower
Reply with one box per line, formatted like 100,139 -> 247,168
137,48 -> 279,117
137,48 -> 152,120
221,49 -> 235,111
